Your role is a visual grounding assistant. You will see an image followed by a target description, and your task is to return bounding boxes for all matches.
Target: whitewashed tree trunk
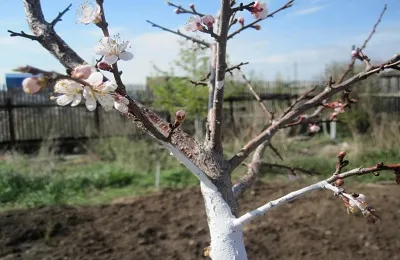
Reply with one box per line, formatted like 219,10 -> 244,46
162,142 -> 247,259
200,182 -> 248,259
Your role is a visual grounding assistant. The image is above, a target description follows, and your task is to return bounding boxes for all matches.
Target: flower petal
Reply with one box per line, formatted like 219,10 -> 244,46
94,45 -> 107,55
114,102 -> 128,114
104,81 -> 117,92
56,94 -> 74,106
71,94 -> 82,106
54,80 -> 83,94
119,51 -> 134,61
87,72 -> 104,86
119,41 -> 130,51
104,55 -> 119,65
83,86 -> 97,111
96,93 -> 114,111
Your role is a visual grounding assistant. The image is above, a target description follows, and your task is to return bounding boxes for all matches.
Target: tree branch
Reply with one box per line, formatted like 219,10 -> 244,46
206,0 -> 231,153
167,1 -> 205,17
50,3 -> 72,28
7,30 -> 38,41
95,0 -> 126,91
190,61 -> 248,86
227,0 -> 294,40
240,70 -> 274,120
229,53 -> 400,170
146,20 -> 210,48
21,0 -> 85,69
337,4 -> 387,84
234,161 -> 400,226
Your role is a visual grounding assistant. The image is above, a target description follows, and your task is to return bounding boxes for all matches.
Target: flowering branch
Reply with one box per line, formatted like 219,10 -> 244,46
14,65 -> 91,87
95,0 -> 126,92
50,3 -> 72,28
234,157 -> 400,226
146,20 -> 210,48
227,0 -> 294,40
228,53 -> 400,171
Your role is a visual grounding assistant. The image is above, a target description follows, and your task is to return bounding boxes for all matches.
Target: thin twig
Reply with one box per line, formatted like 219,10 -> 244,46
337,4 -> 387,84
240,70 -> 273,120
7,30 -> 38,41
167,1 -> 205,17
281,85 -> 319,118
146,20 -> 210,48
228,53 -> 400,170
227,0 -> 294,40
191,61 -> 248,86
234,161 -> 400,226
50,3 -> 72,28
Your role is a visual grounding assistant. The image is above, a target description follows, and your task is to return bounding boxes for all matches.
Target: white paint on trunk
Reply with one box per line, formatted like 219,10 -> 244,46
161,141 -> 248,259
234,181 -> 329,226
216,80 -> 224,90
201,182 -> 248,260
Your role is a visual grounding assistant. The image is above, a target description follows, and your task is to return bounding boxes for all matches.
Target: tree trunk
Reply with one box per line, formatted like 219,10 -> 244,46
200,182 -> 248,259
194,113 -> 204,141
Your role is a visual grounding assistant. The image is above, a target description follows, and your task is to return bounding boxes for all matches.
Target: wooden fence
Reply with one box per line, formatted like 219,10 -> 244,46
1,74 -> 399,150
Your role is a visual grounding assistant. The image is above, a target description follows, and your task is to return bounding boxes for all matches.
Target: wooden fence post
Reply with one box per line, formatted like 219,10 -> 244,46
6,97 -> 16,147
94,108 -> 101,136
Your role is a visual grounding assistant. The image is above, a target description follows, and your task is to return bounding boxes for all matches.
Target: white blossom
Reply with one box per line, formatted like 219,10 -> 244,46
53,80 -> 83,107
94,36 -> 134,65
251,1 -> 268,20
185,15 -> 202,32
83,72 -> 117,111
77,1 -> 101,25
114,95 -> 129,114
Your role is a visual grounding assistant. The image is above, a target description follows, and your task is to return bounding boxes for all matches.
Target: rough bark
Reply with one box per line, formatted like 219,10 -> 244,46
23,0 -> 85,70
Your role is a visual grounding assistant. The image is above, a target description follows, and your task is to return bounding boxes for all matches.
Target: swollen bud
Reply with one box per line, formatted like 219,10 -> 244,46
253,24 -> 261,30
174,8 -> 181,14
238,16 -> 245,26
338,151 -> 346,160
98,61 -> 113,72
335,178 -> 344,187
22,77 -> 45,94
351,50 -> 359,58
189,3 -> 195,9
173,110 -> 186,128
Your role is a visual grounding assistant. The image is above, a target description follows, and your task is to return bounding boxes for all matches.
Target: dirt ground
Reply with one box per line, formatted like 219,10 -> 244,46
0,181 -> 399,260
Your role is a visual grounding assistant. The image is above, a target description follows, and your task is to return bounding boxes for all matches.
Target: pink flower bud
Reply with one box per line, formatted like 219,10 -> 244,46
309,124 -> 320,133
201,15 -> 215,29
238,17 -> 245,25
98,61 -> 113,72
351,50 -> 359,58
22,77 -> 42,94
175,110 -> 186,123
72,65 -> 94,79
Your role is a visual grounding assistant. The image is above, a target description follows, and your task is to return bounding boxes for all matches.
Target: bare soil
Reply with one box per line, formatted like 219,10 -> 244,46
1,181 -> 399,260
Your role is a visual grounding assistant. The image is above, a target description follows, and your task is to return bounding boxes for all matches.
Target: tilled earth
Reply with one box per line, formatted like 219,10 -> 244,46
0,181 -> 399,260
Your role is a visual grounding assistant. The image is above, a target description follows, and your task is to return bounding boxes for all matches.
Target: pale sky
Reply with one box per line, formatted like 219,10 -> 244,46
0,0 -> 399,87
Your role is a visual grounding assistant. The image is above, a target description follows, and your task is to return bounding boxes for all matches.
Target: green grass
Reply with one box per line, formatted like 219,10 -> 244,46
0,159 -> 199,211
1,122 -> 400,212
